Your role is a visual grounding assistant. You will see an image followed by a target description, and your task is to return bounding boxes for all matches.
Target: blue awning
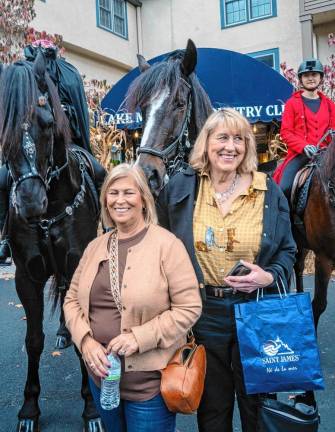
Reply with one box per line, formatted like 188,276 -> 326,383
101,48 -> 293,128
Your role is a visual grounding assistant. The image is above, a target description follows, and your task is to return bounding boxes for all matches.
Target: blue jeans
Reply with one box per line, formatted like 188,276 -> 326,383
89,377 -> 176,432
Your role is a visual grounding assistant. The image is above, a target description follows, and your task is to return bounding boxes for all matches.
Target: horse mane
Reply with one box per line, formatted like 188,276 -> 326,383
0,60 -> 70,161
189,72 -> 213,133
319,135 -> 335,183
0,61 -> 38,160
44,72 -> 71,146
126,50 -> 212,133
126,55 -> 183,111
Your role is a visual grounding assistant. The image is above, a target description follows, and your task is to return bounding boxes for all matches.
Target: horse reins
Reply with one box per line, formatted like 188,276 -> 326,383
136,78 -> 192,176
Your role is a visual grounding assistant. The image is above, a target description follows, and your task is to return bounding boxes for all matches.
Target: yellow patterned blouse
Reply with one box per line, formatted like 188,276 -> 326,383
193,171 -> 267,286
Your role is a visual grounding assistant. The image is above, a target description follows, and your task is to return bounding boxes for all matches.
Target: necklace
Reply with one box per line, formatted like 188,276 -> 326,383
215,173 -> 239,205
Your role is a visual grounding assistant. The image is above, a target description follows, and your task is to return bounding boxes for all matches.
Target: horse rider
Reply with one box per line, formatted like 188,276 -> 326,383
0,40 -> 105,263
273,58 -> 335,200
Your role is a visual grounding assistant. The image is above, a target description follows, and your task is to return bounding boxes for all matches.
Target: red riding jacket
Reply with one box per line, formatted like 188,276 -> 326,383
273,90 -> 335,183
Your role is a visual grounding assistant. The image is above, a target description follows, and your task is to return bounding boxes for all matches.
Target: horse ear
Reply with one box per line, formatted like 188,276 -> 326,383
181,39 -> 197,76
33,50 -> 47,82
137,54 -> 150,73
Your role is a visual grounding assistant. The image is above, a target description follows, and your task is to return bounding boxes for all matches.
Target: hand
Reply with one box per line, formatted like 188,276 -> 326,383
304,145 -> 318,159
224,260 -> 274,293
107,332 -> 139,357
81,334 -> 109,378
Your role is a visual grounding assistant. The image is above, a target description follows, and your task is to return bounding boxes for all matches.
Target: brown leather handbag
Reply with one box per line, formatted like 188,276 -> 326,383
160,332 -> 206,414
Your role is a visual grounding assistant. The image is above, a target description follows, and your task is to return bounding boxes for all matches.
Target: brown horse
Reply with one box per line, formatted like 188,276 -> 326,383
293,130 -> 335,329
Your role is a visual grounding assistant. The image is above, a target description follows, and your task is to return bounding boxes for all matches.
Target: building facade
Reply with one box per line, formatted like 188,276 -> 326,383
299,0 -> 335,60
140,0 -> 302,72
32,0 -> 334,86
33,0 -> 142,83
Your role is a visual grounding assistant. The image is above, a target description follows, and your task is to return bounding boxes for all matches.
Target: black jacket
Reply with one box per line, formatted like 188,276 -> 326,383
157,165 -> 296,300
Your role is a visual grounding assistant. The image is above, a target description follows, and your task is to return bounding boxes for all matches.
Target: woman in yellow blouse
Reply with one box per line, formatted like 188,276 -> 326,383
157,108 -> 296,432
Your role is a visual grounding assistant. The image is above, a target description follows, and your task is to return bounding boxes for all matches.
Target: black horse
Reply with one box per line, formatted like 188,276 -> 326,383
126,39 -> 213,197
0,55 -> 104,431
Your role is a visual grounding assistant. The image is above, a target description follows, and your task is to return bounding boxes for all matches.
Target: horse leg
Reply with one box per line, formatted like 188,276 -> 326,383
55,290 -> 72,349
16,273 -> 45,432
74,345 -> 105,432
294,247 -> 308,293
313,254 -> 333,329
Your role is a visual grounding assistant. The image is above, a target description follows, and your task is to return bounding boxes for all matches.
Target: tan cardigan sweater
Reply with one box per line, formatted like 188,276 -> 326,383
63,224 -> 202,372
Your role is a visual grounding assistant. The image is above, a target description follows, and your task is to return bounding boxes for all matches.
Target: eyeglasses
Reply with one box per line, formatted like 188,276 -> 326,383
214,134 -> 245,144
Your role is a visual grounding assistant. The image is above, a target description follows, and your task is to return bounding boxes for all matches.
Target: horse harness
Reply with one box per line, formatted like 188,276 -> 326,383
38,148 -> 93,291
137,78 -> 192,177
7,112 -> 99,290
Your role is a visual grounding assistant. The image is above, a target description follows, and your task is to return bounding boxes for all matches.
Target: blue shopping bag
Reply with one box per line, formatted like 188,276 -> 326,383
235,290 -> 324,394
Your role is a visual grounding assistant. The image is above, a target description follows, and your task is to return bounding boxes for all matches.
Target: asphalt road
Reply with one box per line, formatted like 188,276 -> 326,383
0,268 -> 334,432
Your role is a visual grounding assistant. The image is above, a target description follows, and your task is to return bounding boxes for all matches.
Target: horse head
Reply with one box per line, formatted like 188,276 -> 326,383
0,51 -> 69,220
126,39 -> 212,197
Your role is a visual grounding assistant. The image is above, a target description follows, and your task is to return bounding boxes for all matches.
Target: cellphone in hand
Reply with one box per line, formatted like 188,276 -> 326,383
227,260 -> 251,277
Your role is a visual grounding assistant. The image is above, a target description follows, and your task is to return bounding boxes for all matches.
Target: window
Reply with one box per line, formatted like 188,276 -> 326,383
250,0 -> 271,19
248,48 -> 280,71
97,0 -> 128,39
220,0 -> 276,28
226,1 -> 247,25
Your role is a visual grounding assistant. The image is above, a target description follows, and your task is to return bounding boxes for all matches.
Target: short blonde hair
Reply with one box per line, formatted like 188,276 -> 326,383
189,108 -> 258,174
100,163 -> 158,228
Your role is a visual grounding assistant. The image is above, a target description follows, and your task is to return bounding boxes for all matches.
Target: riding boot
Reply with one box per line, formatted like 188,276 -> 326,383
88,153 -> 106,196
0,165 -> 11,264
86,152 -> 107,230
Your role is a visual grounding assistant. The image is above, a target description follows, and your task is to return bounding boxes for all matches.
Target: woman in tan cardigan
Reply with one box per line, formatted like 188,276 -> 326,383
63,163 -> 202,432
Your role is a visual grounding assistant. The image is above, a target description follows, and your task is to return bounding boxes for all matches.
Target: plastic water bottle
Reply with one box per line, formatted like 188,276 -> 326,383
100,353 -> 121,410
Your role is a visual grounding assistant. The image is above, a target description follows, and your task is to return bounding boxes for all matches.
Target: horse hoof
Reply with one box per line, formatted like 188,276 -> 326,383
17,418 -> 40,432
83,417 -> 105,432
55,335 -> 72,349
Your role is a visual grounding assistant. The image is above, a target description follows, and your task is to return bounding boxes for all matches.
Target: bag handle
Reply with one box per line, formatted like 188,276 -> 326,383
256,273 -> 287,302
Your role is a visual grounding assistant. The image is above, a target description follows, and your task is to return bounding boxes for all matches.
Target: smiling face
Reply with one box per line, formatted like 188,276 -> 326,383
207,124 -> 246,177
300,72 -> 322,91
106,175 -> 145,232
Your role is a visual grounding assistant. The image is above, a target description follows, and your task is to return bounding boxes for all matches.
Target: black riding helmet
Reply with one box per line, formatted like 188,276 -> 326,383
298,59 -> 324,78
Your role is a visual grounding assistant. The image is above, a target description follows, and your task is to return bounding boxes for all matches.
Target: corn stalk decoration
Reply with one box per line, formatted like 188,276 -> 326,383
84,82 -> 131,171
269,133 -> 287,160
90,113 -> 134,172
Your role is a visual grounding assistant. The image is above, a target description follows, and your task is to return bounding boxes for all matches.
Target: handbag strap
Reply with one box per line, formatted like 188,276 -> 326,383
108,229 -> 122,313
187,328 -> 196,345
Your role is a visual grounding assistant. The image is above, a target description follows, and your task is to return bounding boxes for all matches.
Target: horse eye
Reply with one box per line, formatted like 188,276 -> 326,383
175,101 -> 185,109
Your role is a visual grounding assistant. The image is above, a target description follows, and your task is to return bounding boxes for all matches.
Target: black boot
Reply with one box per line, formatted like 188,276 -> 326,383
0,164 -> 11,265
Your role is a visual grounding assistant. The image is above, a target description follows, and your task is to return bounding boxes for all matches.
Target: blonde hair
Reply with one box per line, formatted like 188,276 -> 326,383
100,163 -> 158,228
189,108 -> 258,174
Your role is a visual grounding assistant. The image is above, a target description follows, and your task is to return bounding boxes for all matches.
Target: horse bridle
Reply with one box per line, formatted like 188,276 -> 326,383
136,78 -> 192,176
8,95 -> 68,209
